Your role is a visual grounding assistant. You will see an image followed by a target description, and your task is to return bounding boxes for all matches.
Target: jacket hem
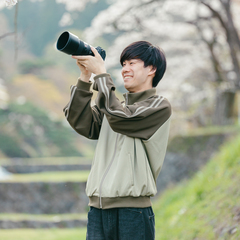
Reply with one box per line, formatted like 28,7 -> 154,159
88,196 -> 152,209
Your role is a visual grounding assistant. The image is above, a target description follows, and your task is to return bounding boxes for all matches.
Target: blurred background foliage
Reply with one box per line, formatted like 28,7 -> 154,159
0,0 -> 114,158
0,101 -> 82,158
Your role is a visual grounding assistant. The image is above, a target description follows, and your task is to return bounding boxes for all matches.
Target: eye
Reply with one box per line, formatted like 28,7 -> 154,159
130,62 -> 134,65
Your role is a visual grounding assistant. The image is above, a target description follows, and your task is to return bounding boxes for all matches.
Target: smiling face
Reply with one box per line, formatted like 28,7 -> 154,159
121,59 -> 156,93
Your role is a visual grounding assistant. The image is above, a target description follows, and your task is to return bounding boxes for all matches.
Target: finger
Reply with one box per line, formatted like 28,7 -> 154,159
91,47 -> 101,59
72,55 -> 91,60
76,59 -> 82,66
78,62 -> 87,68
76,60 -> 86,68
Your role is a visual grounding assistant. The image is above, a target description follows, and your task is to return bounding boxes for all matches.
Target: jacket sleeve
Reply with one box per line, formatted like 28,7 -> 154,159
63,79 -> 104,139
93,73 -> 172,140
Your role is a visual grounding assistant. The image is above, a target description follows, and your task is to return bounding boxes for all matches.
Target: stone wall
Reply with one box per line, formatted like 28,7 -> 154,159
0,182 -> 88,214
0,219 -> 87,229
3,164 -> 91,174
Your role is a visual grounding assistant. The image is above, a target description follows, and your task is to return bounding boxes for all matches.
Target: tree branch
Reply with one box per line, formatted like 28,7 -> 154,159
220,0 -> 240,49
112,0 -> 165,31
200,0 -> 227,31
14,2 -> 19,62
192,0 -> 229,83
0,32 -> 15,40
199,0 -> 240,87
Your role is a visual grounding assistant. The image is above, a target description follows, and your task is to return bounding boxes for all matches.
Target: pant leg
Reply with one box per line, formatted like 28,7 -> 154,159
86,207 -> 119,240
86,207 -> 105,240
118,207 -> 155,240
142,206 -> 155,239
102,208 -> 118,240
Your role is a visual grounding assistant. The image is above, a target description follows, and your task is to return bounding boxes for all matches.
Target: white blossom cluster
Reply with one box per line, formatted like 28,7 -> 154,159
59,12 -> 73,27
5,0 -> 18,6
56,0 -> 98,12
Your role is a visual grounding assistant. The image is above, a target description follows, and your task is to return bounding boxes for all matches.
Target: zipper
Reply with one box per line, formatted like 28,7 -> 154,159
126,93 -> 128,105
99,134 -> 119,208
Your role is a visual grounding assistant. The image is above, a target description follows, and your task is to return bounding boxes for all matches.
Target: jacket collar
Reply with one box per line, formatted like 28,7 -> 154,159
123,88 -> 156,105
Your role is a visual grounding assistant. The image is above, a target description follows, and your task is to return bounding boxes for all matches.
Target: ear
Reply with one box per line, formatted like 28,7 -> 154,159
148,66 -> 156,76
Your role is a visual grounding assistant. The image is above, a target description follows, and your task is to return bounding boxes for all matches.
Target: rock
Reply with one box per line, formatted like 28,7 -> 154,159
0,166 -> 12,180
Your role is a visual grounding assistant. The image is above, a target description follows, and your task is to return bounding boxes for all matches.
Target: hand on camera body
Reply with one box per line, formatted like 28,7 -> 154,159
72,47 -> 106,82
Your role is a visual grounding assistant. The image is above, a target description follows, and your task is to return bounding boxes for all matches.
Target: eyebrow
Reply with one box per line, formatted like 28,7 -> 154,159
123,59 -> 140,63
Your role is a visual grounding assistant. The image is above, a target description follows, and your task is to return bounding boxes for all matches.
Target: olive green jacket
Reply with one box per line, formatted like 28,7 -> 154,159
64,73 -> 171,209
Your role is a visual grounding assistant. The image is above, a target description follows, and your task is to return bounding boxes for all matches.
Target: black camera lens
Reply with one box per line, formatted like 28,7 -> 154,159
56,31 -> 106,60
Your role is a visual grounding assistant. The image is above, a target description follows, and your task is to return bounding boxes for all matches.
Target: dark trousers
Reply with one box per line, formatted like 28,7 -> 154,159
86,206 -> 155,240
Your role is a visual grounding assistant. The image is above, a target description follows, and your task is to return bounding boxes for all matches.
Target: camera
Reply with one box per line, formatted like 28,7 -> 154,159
56,31 -> 106,60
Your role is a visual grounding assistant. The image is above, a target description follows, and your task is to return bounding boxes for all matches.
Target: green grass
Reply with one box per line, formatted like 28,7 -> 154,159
0,171 -> 90,182
153,132 -> 240,240
182,124 -> 240,137
0,213 -> 87,221
0,157 -> 91,165
0,229 -> 87,240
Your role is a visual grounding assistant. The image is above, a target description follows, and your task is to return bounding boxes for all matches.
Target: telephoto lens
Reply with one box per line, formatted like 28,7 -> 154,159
56,31 -> 106,60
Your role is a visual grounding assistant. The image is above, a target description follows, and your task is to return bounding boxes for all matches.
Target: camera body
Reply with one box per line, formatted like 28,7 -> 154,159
56,31 -> 106,60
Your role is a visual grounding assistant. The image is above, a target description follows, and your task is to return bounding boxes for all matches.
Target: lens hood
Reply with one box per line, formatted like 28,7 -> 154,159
56,31 -> 106,60
56,31 -> 80,55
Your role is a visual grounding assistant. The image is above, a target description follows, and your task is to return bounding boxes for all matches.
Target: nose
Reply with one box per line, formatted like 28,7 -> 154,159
122,64 -> 130,73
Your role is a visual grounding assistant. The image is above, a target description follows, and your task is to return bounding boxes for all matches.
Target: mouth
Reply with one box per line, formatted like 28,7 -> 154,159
123,75 -> 133,81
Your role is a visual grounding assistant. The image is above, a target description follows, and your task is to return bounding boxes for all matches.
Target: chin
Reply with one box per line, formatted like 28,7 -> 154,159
124,83 -> 129,90
124,85 -> 131,92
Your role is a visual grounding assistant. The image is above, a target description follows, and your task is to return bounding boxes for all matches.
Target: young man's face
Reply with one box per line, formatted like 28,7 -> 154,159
121,59 -> 155,93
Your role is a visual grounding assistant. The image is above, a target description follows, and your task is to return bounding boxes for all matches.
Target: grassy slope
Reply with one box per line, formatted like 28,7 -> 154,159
153,133 -> 240,240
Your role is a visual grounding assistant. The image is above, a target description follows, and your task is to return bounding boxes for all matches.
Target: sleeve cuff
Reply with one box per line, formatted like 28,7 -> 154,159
93,73 -> 111,81
93,73 -> 115,91
76,79 -> 92,91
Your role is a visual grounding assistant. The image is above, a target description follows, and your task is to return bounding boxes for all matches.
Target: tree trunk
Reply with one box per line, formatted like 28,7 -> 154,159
212,89 -> 236,125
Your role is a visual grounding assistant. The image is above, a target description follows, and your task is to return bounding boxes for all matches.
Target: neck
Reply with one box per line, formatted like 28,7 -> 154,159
129,86 -> 152,93
128,81 -> 153,93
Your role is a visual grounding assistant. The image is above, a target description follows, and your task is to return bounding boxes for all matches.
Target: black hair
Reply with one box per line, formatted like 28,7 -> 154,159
120,41 -> 167,87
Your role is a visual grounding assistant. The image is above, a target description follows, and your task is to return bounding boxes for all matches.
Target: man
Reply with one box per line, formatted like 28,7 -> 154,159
64,41 -> 171,240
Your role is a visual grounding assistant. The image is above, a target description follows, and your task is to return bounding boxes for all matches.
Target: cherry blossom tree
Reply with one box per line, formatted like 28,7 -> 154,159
83,0 -> 240,126
187,0 -> 240,124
